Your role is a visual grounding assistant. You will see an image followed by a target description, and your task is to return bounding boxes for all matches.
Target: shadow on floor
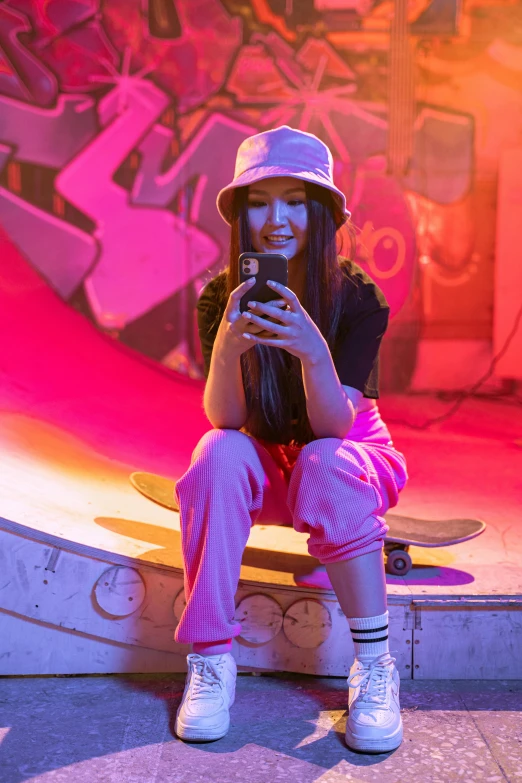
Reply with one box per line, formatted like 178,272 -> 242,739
0,673 -> 521,782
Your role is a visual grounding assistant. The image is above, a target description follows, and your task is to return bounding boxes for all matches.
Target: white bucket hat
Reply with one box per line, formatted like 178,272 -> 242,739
216,125 -> 350,229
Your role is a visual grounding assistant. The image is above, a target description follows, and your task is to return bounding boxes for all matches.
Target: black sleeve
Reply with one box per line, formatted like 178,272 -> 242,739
332,274 -> 390,399
196,279 -> 225,380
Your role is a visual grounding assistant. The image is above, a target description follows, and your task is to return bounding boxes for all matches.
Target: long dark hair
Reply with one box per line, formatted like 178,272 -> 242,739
213,180 -> 357,446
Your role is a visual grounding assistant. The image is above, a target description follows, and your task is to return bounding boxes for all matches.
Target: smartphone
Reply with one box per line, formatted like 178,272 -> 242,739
238,252 -> 288,318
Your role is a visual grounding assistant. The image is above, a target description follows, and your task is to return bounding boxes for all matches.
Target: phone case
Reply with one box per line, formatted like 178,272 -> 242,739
239,252 -> 288,316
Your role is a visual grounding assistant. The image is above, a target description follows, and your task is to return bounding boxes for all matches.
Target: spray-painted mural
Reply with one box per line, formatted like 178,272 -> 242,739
0,0 -> 520,389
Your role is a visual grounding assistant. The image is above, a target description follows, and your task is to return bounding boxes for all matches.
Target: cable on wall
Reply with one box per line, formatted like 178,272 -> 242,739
387,300 -> 522,430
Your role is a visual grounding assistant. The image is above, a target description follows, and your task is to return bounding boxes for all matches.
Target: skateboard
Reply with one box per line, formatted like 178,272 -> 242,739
130,472 -> 486,576
381,514 -> 485,575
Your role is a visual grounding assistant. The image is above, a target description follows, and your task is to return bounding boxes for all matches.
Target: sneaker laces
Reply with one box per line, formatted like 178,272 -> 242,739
187,654 -> 225,700
347,654 -> 396,709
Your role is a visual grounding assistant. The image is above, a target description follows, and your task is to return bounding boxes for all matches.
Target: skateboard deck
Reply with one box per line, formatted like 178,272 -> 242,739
130,472 -> 486,576
382,514 -> 485,548
131,471 -> 178,511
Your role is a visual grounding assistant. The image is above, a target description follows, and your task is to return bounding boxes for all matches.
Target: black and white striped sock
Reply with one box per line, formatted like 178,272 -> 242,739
348,610 -> 390,661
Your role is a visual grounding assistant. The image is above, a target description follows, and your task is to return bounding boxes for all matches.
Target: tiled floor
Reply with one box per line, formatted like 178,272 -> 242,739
0,672 -> 520,782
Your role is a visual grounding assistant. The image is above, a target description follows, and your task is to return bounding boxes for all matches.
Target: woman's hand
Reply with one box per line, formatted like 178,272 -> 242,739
240,280 -> 329,365
216,278 -> 289,358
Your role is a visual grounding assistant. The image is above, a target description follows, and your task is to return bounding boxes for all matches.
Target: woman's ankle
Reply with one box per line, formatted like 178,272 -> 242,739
192,639 -> 233,656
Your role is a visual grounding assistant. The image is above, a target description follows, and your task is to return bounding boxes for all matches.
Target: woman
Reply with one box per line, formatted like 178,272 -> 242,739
173,126 -> 408,754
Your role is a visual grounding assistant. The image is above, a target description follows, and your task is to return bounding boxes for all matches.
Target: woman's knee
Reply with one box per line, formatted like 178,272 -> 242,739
296,437 -> 366,479
191,427 -> 252,464
176,429 -> 251,498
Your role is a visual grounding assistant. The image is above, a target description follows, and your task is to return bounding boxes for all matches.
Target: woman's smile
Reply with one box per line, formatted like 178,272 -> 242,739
264,234 -> 294,248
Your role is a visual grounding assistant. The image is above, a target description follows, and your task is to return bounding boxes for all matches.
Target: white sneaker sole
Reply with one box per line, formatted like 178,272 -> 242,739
345,720 -> 403,754
174,692 -> 235,742
175,714 -> 230,742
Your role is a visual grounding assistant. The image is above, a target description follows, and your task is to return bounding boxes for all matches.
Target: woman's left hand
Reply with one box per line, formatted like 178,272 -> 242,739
240,280 -> 328,365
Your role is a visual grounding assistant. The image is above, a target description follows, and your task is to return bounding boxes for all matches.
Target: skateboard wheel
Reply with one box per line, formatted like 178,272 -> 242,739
386,549 -> 412,576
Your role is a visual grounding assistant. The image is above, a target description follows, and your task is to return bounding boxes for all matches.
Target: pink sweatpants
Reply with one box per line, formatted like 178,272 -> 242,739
174,422 -> 408,645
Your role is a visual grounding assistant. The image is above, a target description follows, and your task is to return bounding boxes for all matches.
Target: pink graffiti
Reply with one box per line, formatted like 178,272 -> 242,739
349,155 -> 416,318
3,0 -> 119,94
55,68 -> 219,328
6,0 -> 97,39
101,0 -> 242,112
0,92 -> 98,168
0,5 -> 56,105
0,145 -> 98,297
227,32 -> 358,140
133,112 -> 256,250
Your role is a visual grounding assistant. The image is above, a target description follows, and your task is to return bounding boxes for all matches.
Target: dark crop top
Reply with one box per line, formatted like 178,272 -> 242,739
196,259 -> 390,399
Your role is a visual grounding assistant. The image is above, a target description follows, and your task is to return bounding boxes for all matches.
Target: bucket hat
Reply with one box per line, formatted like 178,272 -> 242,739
216,125 -> 350,229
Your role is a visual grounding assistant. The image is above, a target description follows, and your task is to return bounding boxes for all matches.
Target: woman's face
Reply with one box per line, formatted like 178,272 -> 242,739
247,176 -> 308,262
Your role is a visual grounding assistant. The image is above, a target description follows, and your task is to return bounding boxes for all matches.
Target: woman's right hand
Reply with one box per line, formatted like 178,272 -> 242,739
217,278 -> 287,358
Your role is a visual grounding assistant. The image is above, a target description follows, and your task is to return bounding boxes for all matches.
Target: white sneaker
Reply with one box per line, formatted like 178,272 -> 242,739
175,652 -> 237,741
345,653 -> 403,753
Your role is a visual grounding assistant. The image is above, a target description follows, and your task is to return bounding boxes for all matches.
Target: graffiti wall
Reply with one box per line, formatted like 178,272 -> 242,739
0,0 -> 520,390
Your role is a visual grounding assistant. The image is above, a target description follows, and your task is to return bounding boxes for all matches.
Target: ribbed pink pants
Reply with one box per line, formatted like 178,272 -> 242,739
174,425 -> 408,645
